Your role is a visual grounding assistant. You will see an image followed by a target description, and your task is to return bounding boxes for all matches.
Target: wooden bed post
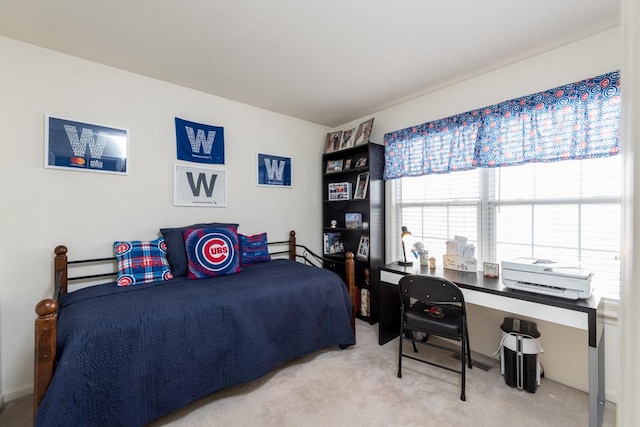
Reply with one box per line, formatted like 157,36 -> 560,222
54,245 -> 68,296
33,298 -> 58,418
33,245 -> 67,419
288,230 -> 296,260
345,252 -> 356,335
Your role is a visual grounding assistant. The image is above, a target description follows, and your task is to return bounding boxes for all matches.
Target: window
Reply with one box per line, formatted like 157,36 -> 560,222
393,155 -> 622,301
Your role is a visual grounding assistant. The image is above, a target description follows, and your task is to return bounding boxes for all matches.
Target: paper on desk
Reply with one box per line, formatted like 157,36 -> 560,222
446,235 -> 475,258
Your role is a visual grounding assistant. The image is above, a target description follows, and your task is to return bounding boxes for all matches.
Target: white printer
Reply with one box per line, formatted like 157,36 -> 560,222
501,258 -> 593,300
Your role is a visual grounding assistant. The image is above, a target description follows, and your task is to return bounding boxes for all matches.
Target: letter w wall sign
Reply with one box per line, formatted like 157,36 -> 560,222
45,115 -> 128,174
175,117 -> 224,164
257,153 -> 292,187
174,165 -> 227,207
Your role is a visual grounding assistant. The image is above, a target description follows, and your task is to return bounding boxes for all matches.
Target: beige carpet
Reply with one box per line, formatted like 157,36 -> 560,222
149,321 -> 615,427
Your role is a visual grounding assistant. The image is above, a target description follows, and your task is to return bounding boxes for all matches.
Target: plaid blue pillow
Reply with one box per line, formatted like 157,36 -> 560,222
239,233 -> 271,265
114,237 -> 173,286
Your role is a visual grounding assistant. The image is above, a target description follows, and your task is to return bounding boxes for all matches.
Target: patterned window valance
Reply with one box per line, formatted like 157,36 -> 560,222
383,71 -> 621,180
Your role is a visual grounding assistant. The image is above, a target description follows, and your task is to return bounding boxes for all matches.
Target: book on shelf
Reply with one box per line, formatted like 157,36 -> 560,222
323,232 -> 345,255
360,288 -> 370,317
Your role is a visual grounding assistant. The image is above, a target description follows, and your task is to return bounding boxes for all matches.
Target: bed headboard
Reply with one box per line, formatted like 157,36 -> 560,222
53,230 -> 301,297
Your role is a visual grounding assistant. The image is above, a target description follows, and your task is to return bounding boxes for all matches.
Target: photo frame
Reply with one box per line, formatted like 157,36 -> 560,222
257,153 -> 292,187
357,235 -> 370,260
344,159 -> 352,170
45,115 -> 128,174
325,131 -> 342,153
483,262 -> 500,278
328,182 -> 351,201
325,159 -> 344,173
345,212 -> 363,229
354,157 -> 368,168
174,164 -> 227,207
354,117 -> 374,146
339,128 -> 356,150
353,171 -> 370,199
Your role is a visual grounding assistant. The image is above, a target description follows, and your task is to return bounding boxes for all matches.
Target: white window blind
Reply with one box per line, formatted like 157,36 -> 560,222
395,169 -> 481,264
393,156 -> 622,301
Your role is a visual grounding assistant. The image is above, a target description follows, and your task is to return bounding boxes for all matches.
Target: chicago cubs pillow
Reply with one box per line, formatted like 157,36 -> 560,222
114,237 -> 173,286
184,227 -> 241,279
160,222 -> 239,276
239,233 -> 271,265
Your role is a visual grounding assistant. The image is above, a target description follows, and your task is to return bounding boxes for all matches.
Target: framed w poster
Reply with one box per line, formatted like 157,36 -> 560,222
45,115 -> 128,174
257,153 -> 292,187
174,164 -> 227,207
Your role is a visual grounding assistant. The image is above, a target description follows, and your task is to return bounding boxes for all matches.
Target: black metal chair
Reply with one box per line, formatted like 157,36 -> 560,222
397,274 -> 473,401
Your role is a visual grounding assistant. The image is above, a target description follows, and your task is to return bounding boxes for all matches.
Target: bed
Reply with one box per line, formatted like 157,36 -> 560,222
33,230 -> 356,426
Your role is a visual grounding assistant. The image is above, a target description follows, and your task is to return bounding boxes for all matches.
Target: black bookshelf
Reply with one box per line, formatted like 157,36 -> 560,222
322,142 -> 384,324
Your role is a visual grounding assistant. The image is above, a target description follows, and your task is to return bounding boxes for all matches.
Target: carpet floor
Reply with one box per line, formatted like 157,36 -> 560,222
2,320 -> 616,426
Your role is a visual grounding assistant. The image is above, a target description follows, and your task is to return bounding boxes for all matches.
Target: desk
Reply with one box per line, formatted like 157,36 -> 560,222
378,262 -> 605,427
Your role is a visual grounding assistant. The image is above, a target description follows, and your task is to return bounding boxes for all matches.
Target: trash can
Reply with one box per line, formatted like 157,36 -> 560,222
500,317 -> 543,393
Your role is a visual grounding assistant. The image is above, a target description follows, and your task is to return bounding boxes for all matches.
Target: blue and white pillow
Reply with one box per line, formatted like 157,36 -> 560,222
114,237 -> 173,286
184,227 -> 241,279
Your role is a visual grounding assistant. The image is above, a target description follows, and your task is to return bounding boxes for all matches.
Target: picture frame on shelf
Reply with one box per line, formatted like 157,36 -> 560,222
324,131 -> 342,153
325,159 -> 343,173
354,157 -> 368,168
345,212 -> 363,229
353,172 -> 370,199
354,117 -> 374,146
323,232 -> 345,255
357,235 -> 370,260
344,159 -> 352,170
328,182 -> 351,201
339,128 -> 356,150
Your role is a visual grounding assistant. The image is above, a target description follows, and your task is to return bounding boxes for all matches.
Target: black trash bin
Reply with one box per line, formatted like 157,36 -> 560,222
500,317 -> 543,393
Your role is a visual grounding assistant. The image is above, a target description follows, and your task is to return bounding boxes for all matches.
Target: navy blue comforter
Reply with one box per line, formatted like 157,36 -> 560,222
36,260 -> 355,426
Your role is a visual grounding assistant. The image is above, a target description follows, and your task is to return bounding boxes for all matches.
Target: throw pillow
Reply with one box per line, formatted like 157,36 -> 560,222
184,227 -> 241,279
114,237 -> 173,286
160,222 -> 239,276
239,233 -> 271,265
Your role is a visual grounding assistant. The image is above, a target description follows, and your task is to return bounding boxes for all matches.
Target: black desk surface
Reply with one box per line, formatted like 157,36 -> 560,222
378,262 -> 603,346
380,262 -> 601,312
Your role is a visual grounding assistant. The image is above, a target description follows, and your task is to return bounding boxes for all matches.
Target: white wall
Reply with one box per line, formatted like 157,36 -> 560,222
337,29 -> 622,401
0,27 -> 626,405
0,36 -> 330,400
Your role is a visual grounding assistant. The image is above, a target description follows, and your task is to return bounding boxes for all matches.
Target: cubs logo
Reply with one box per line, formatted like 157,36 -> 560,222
194,232 -> 235,272
115,242 -> 132,255
117,274 -> 135,286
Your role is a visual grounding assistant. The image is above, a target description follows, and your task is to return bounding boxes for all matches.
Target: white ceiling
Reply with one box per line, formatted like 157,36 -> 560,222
0,0 -> 620,127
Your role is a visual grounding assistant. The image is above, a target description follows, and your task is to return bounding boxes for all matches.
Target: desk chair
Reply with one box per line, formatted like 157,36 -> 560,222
397,274 -> 473,401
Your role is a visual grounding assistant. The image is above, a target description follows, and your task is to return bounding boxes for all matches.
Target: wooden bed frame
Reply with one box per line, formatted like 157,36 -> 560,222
33,230 -> 356,417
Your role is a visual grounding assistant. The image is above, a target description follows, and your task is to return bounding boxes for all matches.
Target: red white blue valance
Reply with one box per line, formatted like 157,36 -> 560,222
383,71 -> 621,179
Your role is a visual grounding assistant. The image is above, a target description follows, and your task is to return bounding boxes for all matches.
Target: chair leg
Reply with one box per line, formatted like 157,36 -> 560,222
397,325 -> 403,378
465,321 -> 473,369
461,329 -> 466,401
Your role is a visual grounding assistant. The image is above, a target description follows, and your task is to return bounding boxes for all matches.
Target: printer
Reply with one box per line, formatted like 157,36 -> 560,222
501,258 -> 593,300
